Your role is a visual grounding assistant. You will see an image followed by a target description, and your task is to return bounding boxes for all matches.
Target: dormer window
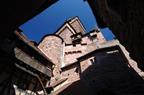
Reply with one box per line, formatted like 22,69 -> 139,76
90,33 -> 97,38
71,33 -> 82,45
88,30 -> 98,41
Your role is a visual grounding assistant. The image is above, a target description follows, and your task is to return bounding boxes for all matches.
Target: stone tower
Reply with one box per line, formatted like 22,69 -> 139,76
38,17 -> 144,95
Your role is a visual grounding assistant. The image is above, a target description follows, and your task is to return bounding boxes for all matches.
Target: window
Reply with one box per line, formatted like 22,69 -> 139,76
90,57 -> 97,65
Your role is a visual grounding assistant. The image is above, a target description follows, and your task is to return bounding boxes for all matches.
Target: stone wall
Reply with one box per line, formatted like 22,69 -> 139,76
58,27 -> 74,44
79,47 -> 144,95
69,17 -> 85,34
87,0 -> 144,71
64,44 -> 87,66
38,35 -> 63,78
38,35 -> 62,65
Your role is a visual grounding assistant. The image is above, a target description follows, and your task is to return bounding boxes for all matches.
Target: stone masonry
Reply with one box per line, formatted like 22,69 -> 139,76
38,17 -> 144,95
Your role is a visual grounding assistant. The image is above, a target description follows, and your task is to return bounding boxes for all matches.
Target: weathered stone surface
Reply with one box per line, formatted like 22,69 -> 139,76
87,0 -> 144,71
39,17 -> 144,95
68,17 -> 86,34
58,27 -> 74,44
14,47 -> 52,77
38,35 -> 63,66
57,45 -> 144,95
38,35 -> 63,80
38,17 -> 107,93
79,46 -> 144,95
0,29 -> 54,94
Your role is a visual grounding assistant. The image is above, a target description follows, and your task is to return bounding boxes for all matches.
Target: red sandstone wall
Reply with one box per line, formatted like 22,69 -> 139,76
61,66 -> 80,83
69,19 -> 85,34
64,44 -> 87,66
97,32 -> 106,44
59,28 -> 73,44
38,35 -> 63,71
38,17 -> 110,94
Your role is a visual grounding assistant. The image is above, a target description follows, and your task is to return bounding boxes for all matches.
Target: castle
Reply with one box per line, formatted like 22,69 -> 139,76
38,17 -> 144,95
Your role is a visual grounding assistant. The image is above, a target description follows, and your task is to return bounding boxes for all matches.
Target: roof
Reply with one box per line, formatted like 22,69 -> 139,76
38,34 -> 64,45
54,16 -> 86,35
14,29 -> 54,66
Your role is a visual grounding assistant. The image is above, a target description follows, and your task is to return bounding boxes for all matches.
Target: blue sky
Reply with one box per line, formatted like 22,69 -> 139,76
20,0 -> 115,43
